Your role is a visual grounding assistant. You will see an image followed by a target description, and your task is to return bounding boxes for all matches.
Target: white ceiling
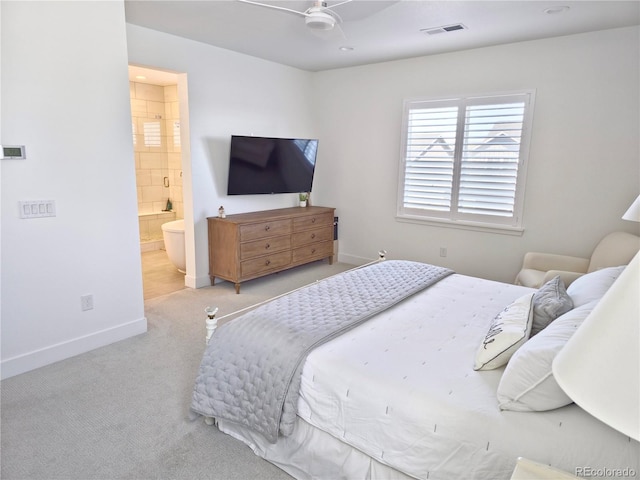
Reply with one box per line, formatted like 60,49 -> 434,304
125,0 -> 640,73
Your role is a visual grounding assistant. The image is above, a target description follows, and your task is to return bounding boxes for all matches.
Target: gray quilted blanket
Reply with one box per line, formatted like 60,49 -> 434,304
190,260 -> 453,443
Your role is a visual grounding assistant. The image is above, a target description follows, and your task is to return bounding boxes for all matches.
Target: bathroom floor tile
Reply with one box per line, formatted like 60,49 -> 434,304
141,249 -> 186,300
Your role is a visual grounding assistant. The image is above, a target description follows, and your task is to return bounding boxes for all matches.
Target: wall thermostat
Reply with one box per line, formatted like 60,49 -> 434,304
2,145 -> 26,159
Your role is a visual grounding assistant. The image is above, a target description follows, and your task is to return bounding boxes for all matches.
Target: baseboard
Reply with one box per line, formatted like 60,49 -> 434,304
186,273 -> 211,289
140,240 -> 164,253
337,252 -> 378,266
0,317 -> 148,380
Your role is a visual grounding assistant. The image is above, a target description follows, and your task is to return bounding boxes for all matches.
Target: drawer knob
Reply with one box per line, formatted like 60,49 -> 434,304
311,248 -> 316,254
311,218 -> 316,223
311,233 -> 316,239
265,243 -> 270,249
265,225 -> 270,231
265,259 -> 271,266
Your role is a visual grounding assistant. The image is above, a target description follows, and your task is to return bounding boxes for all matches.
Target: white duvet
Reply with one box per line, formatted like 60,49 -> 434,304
217,272 -> 639,479
295,274 -> 639,479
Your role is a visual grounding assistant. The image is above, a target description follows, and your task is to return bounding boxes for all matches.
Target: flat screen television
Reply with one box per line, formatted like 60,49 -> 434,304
227,135 -> 318,195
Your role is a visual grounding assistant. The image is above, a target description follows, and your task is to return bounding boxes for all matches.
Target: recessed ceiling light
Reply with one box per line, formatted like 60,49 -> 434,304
339,46 -> 354,52
544,5 -> 570,14
135,75 -> 147,80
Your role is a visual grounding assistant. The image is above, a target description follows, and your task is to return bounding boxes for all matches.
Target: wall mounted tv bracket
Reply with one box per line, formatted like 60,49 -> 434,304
2,145 -> 26,160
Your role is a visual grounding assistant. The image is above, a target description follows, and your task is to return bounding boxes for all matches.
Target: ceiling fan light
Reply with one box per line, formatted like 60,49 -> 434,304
305,12 -> 336,30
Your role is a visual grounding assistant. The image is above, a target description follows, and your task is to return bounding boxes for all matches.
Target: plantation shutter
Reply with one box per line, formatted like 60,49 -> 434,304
458,100 -> 526,217
403,105 -> 459,212
399,92 -> 533,228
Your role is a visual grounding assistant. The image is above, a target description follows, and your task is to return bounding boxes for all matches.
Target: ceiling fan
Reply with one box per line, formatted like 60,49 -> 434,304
237,0 -> 353,32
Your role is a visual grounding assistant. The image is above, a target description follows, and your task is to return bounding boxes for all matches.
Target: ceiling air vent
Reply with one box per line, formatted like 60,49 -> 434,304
421,24 -> 467,35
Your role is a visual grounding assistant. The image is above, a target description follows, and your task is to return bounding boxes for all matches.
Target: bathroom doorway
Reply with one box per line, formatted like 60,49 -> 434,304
128,65 -> 190,300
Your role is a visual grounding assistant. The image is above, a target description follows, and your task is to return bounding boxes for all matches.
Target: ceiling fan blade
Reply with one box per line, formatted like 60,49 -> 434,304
327,0 -> 399,22
237,0 -> 307,18
334,21 -> 347,39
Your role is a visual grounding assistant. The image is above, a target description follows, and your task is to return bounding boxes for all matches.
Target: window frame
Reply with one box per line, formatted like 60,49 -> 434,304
396,90 -> 535,235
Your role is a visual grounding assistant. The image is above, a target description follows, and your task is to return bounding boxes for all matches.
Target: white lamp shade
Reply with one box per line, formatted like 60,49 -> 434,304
622,195 -> 640,222
553,252 -> 640,440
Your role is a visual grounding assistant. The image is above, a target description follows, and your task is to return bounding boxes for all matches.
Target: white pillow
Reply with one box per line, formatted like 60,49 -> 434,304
474,293 -> 535,371
497,301 -> 597,411
566,266 -> 625,307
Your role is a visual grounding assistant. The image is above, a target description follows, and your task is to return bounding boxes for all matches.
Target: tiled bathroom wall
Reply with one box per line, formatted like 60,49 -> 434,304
138,211 -> 176,251
130,81 -> 183,248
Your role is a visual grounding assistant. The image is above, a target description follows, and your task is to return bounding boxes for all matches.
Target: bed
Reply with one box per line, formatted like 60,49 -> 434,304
190,259 -> 639,480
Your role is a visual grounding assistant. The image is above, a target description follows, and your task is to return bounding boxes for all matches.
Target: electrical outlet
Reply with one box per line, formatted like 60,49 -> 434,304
80,294 -> 94,311
439,247 -> 447,257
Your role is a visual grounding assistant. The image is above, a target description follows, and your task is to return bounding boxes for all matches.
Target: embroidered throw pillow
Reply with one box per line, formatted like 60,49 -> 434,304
474,293 -> 535,371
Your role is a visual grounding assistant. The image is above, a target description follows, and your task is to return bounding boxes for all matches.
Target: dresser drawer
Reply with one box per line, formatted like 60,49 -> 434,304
293,212 -> 333,231
241,235 -> 291,260
292,225 -> 333,247
292,240 -> 333,263
240,219 -> 291,242
241,250 -> 291,278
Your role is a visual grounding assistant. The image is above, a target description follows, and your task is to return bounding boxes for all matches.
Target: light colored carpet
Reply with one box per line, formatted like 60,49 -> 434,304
0,261 -> 353,480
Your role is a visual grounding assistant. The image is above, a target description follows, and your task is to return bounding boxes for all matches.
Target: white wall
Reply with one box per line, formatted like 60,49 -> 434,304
126,25 -> 317,289
127,25 -> 639,286
311,26 -> 640,282
1,1 -> 146,379
2,5 -> 637,378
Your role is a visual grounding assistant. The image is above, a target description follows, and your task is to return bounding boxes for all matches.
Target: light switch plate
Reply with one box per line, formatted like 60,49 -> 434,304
19,200 -> 56,219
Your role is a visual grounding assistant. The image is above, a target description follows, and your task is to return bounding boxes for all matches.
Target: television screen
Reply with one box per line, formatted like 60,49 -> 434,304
227,135 -> 318,195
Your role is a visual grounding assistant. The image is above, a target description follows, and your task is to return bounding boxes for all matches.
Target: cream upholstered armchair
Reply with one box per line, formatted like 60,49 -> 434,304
515,231 -> 640,288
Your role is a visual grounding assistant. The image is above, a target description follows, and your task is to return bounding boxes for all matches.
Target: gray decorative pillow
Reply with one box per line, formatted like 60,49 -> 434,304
531,275 -> 573,336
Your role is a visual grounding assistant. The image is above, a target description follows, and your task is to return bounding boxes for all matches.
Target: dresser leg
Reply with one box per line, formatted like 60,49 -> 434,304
210,275 -> 215,286
234,283 -> 241,294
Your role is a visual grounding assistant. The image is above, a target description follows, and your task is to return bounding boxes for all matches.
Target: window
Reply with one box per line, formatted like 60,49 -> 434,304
143,121 -> 162,148
397,91 -> 535,232
173,120 -> 181,148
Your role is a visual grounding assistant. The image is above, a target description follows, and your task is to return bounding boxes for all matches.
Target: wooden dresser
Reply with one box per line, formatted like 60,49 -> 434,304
208,206 -> 335,293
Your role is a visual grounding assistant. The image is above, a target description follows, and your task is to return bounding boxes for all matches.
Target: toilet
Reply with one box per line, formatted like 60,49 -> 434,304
161,219 -> 186,273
